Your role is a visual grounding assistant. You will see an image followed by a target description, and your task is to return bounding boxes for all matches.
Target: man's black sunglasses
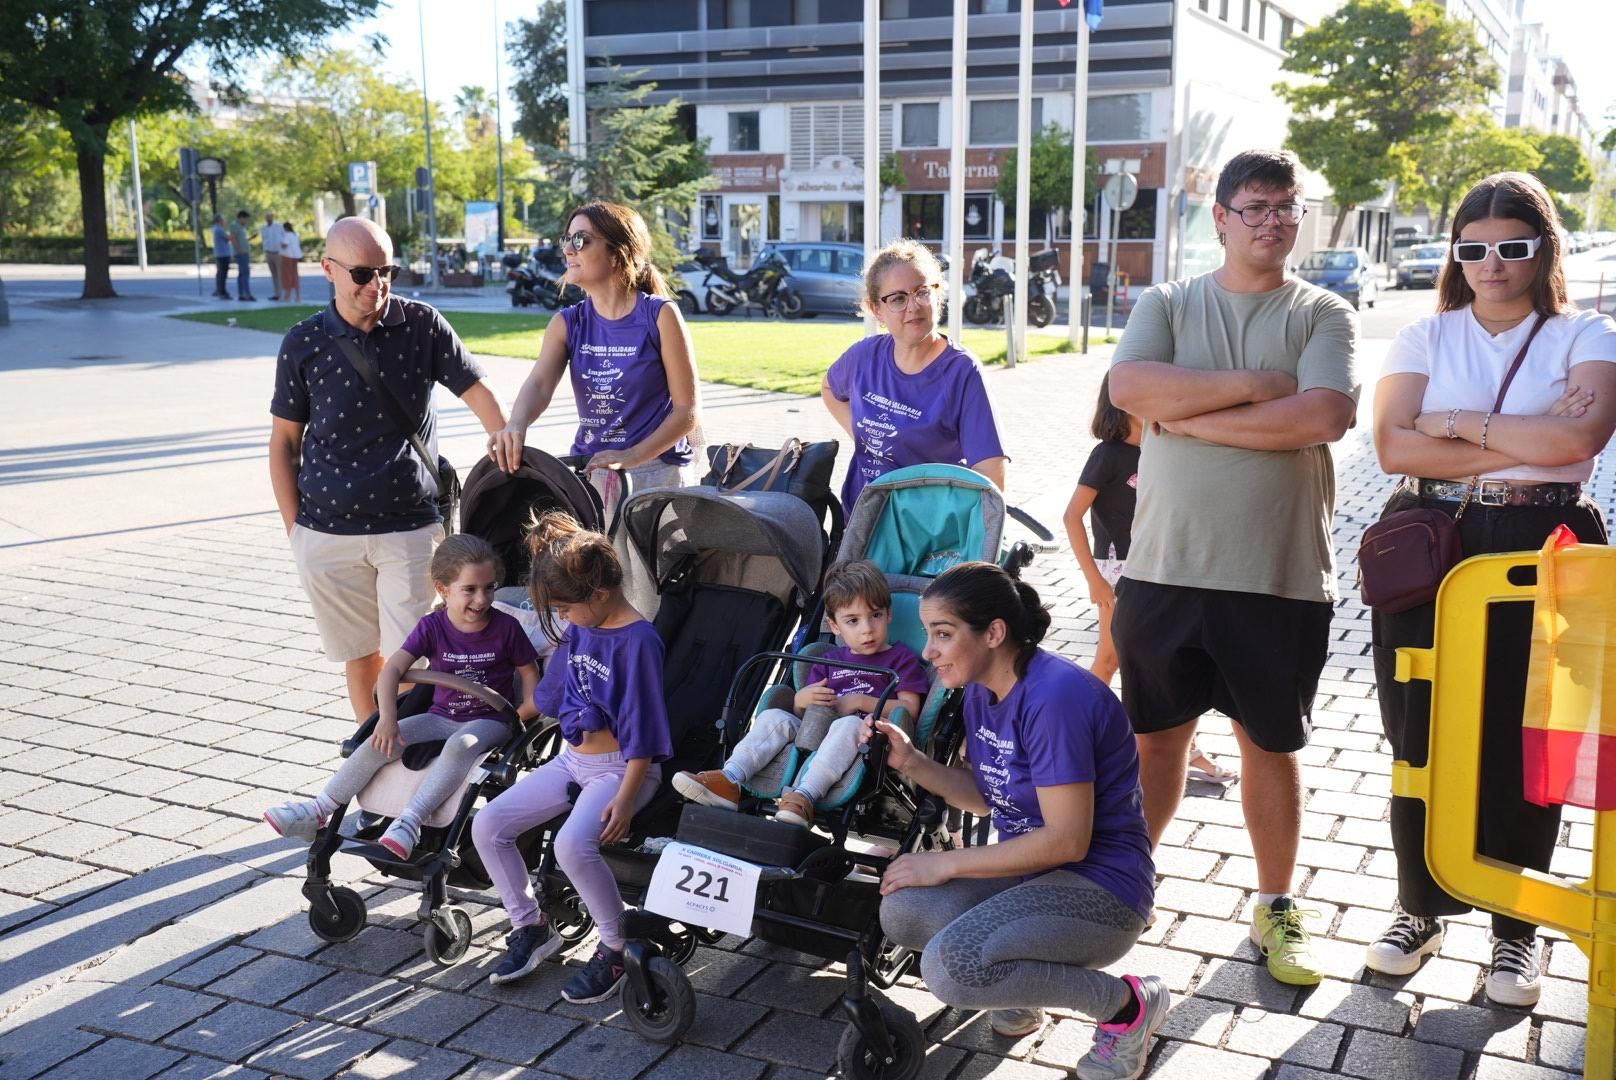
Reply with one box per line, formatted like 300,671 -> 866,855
326,257 -> 402,286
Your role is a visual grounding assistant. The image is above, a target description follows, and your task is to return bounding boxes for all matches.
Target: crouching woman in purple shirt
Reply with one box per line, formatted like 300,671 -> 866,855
489,201 -> 701,494
869,563 -> 1165,1079
821,240 -> 1008,510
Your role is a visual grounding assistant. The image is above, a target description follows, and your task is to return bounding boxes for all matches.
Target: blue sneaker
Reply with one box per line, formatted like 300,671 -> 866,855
562,943 -> 626,1003
489,924 -> 561,985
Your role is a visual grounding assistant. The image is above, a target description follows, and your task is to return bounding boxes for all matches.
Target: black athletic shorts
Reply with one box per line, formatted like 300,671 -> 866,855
1111,577 -> 1334,753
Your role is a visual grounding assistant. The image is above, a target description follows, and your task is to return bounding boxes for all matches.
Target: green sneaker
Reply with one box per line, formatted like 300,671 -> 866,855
1250,897 -> 1322,986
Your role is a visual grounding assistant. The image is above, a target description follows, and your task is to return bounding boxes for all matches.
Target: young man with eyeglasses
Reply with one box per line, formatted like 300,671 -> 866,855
268,216 -> 512,723
1107,148 -> 1361,987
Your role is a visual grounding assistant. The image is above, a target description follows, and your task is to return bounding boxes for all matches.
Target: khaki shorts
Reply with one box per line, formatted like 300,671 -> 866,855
290,523 -> 444,662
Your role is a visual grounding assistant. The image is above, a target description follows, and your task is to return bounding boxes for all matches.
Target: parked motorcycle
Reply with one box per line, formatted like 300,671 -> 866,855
694,249 -> 801,318
961,248 -> 1057,328
505,246 -> 583,309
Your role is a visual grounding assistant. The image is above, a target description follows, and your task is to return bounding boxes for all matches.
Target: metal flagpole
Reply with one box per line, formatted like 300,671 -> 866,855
494,0 -> 507,253
1010,0 -> 1035,367
129,119 -> 148,271
863,1 -> 880,337
419,0 -> 440,287
1068,9 -> 1090,347
948,0 -> 967,342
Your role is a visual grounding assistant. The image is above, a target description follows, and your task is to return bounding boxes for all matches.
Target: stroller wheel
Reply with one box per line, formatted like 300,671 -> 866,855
424,905 -> 473,967
308,887 -> 366,943
838,1004 -> 926,1080
621,955 -> 696,1044
666,925 -> 701,966
552,891 -> 595,943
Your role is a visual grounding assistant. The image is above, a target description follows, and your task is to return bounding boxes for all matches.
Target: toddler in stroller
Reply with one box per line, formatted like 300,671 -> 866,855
263,535 -> 539,855
673,559 -> 927,828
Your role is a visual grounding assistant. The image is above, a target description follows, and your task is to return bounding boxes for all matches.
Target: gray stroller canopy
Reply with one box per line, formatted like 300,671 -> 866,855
620,487 -> 825,601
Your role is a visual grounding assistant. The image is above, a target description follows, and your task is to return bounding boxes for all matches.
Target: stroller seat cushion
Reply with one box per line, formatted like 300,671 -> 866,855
356,753 -> 495,828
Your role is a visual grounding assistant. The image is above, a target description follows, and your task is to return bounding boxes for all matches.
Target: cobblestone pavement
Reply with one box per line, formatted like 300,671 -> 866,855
0,312 -> 1599,1080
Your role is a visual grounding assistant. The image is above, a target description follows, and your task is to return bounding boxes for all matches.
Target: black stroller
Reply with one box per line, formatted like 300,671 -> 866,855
297,448 -> 612,964
488,486 -> 833,1019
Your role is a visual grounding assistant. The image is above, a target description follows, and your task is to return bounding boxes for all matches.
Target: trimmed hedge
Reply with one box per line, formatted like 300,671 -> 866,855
0,234 -> 323,265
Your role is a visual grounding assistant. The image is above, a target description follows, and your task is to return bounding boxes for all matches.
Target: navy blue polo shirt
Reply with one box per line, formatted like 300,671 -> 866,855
270,297 -> 484,535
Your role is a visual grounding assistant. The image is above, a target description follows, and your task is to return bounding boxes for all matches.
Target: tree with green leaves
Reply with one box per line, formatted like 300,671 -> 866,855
1530,132 -> 1593,195
1275,0 -> 1496,246
0,0 -> 378,298
995,122 -> 1100,240
507,1 -> 568,151
0,101 -> 77,233
531,69 -> 712,276
1390,112 -> 1543,235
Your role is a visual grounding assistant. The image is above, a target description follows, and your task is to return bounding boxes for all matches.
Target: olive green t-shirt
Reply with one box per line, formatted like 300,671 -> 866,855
1110,273 -> 1359,603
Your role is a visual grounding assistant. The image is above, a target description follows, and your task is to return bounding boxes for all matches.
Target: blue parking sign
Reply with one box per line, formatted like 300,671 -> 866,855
349,161 -> 374,195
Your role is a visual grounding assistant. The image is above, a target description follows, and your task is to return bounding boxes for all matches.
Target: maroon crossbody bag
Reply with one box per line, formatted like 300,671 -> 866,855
1357,312 -> 1548,613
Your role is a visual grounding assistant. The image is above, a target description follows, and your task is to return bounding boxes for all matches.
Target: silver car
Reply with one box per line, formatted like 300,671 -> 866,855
758,242 -> 865,318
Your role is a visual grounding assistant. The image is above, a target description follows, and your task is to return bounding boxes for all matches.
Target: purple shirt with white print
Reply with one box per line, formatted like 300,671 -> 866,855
401,609 -> 539,722
964,648 -> 1154,918
561,293 -> 693,466
534,619 -> 674,763
824,333 -> 1007,510
807,642 -> 929,702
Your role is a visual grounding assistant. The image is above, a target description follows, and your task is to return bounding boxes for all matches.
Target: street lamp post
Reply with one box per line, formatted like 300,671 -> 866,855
494,0 -> 507,253
419,0 -> 440,288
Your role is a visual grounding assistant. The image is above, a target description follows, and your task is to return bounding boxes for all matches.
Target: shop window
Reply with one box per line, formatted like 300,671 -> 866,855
1003,208 -> 1048,242
963,194 -> 992,239
902,103 -> 940,148
700,195 -> 722,241
1117,189 -> 1158,240
730,111 -> 760,152
902,194 -> 945,241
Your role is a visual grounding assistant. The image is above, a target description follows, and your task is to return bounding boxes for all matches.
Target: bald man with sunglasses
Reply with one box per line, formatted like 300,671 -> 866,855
269,217 -> 511,722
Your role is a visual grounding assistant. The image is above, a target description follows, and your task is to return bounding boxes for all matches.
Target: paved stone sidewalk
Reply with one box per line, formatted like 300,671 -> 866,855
0,315 -> 1598,1079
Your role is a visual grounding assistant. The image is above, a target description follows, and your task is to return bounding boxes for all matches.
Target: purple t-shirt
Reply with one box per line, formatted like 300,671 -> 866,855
561,293 -> 693,466
807,642 -> 930,703
401,609 -> 539,722
824,334 -> 1007,509
964,648 -> 1154,918
533,619 -> 674,763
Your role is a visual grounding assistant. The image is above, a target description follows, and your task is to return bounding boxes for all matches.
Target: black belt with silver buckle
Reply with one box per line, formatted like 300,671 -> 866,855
1411,478 -> 1582,508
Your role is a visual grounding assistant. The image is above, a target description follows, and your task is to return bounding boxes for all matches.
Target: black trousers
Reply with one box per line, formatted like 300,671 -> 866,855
1371,487 -> 1606,938
214,256 -> 231,295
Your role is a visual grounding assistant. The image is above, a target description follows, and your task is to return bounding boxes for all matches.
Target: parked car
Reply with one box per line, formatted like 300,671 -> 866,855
1571,231 -> 1593,254
1296,247 -> 1379,309
756,242 -> 866,317
1396,242 -> 1447,289
1389,232 -> 1438,271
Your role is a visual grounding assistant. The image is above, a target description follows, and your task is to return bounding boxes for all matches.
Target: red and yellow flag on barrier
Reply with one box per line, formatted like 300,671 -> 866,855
1523,525 -> 1616,810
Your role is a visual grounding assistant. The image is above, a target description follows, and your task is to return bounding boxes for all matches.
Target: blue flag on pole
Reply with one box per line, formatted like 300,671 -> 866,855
1058,0 -> 1104,31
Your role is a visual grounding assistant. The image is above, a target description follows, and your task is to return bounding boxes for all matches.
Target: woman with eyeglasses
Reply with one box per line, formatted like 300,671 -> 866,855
821,239 -> 1007,510
1367,171 -> 1616,1004
489,201 -> 701,495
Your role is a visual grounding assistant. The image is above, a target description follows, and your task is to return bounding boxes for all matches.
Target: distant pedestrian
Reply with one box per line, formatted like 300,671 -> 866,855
210,214 -> 231,299
261,213 -> 283,301
279,222 -> 303,302
230,210 -> 255,301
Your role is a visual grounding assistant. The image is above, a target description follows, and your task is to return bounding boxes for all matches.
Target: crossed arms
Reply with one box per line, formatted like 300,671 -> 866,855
1108,362 -> 1356,451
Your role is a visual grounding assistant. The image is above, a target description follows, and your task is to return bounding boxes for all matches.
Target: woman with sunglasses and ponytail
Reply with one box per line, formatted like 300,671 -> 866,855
488,201 -> 702,498
822,239 -> 1008,510
1367,171 -> 1616,1004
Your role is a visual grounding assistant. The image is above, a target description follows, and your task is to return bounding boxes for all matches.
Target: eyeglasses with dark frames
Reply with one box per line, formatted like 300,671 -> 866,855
562,231 -> 597,253
325,257 -> 401,286
877,282 -> 941,312
1220,201 -> 1307,227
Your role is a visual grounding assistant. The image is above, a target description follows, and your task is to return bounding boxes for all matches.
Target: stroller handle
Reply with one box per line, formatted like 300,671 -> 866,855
718,650 -> 901,749
1006,504 -> 1054,542
404,670 -> 522,725
557,453 -> 634,537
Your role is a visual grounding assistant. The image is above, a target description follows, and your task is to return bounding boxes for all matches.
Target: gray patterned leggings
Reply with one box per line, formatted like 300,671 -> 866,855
880,869 -> 1145,1019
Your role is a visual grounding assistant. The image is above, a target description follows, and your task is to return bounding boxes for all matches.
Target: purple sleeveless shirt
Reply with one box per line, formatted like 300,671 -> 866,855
561,293 -> 693,466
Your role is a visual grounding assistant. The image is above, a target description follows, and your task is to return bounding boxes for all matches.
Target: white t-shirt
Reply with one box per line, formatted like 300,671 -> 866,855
279,230 -> 303,259
1380,306 -> 1616,482
259,221 -> 281,251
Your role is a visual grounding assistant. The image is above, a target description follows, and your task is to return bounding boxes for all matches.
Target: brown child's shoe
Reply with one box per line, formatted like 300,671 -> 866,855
775,789 -> 815,828
672,770 -> 742,810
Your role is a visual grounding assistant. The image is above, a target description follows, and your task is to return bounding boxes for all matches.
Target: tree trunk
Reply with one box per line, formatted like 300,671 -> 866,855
1327,204 -> 1354,248
76,133 -> 117,299
1435,195 -> 1451,238
341,192 -> 356,217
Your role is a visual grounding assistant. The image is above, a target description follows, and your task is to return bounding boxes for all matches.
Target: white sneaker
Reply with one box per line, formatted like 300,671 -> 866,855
263,799 -> 325,842
988,1007 -> 1044,1038
1365,907 -> 1444,976
1485,935 -> 1541,1007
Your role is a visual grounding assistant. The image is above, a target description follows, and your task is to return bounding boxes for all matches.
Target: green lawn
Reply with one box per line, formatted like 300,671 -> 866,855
176,305 -> 1077,396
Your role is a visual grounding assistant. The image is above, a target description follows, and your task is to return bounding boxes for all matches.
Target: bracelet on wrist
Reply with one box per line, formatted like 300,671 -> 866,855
1444,408 -> 1461,440
1480,411 -> 1494,450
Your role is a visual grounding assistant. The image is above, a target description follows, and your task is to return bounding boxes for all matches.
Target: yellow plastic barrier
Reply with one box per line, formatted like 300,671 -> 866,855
1391,550 -> 1614,1080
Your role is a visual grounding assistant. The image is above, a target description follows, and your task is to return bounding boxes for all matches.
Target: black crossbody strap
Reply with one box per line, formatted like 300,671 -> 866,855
330,332 -> 441,494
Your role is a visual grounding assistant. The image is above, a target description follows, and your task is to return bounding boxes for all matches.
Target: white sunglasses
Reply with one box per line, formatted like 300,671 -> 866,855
1451,236 -> 1542,263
